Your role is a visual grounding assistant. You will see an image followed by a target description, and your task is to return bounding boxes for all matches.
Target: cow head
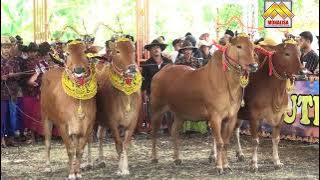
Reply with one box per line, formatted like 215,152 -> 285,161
65,41 -> 92,85
227,33 -> 258,73
271,39 -> 303,78
110,37 -> 138,77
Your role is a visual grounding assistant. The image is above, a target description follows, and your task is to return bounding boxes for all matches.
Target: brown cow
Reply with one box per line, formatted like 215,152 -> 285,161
86,38 -> 142,175
234,38 -> 303,171
150,34 -> 258,174
41,41 -> 97,179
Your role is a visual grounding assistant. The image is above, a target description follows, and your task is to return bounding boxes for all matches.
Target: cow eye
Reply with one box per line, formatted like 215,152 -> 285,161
237,45 -> 242,49
285,53 -> 290,56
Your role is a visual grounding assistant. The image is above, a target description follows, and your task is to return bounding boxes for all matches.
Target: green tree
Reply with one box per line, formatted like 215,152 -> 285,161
218,4 -> 243,31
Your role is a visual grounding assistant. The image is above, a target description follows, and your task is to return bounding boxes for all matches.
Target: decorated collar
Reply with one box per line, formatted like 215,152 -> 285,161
61,66 -> 97,100
108,66 -> 142,95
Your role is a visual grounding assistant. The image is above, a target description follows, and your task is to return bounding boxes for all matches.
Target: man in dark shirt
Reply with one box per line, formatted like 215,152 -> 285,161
141,39 -> 172,95
140,38 -> 172,133
299,31 -> 319,74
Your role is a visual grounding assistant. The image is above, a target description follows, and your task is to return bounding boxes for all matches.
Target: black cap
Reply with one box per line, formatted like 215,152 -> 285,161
225,29 -> 234,37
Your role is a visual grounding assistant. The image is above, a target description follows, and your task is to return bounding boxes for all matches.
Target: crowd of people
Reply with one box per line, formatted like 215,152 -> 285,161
1,29 -> 319,148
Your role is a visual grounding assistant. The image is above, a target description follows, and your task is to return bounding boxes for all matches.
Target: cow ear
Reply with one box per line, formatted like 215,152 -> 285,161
49,53 -> 65,66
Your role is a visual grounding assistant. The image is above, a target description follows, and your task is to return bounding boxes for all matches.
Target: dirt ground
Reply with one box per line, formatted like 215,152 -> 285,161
1,133 -> 319,180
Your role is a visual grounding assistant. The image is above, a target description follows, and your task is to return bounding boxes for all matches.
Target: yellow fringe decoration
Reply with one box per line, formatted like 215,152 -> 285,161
61,68 -> 97,100
108,67 -> 142,96
286,79 -> 295,93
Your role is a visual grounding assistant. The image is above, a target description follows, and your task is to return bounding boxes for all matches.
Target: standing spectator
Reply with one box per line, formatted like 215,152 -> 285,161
223,29 -> 234,45
102,40 -> 114,63
299,31 -> 319,74
175,40 -> 201,68
140,38 -> 172,133
1,36 -> 22,147
198,40 -> 212,66
171,39 -> 183,63
20,42 -> 43,144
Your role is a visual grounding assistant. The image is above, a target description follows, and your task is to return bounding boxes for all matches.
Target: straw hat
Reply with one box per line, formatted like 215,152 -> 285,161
197,40 -> 212,48
1,36 -> 14,46
258,37 -> 279,46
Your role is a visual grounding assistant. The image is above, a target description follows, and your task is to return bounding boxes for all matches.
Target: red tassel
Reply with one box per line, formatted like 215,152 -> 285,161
268,55 -> 273,76
222,61 -> 227,71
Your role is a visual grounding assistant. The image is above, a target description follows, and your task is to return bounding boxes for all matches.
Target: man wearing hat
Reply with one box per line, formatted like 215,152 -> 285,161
223,29 -> 235,45
198,40 -> 212,66
140,38 -> 172,133
1,36 -> 23,147
175,40 -> 201,69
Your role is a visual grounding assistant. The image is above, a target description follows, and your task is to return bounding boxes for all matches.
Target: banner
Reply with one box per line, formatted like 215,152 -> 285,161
241,79 -> 319,143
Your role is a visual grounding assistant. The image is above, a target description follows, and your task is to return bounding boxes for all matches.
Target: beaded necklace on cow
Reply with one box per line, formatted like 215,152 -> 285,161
108,38 -> 142,100
212,33 -> 250,107
254,38 -> 297,93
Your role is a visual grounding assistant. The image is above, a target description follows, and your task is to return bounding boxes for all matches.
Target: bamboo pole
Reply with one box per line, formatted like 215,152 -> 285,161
33,0 -> 36,42
136,0 -> 140,65
44,0 -> 47,41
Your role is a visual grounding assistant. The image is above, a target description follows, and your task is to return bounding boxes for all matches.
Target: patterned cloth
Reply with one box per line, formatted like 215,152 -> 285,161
1,56 -> 22,101
300,50 -> 319,73
175,56 -> 201,69
20,57 -> 49,97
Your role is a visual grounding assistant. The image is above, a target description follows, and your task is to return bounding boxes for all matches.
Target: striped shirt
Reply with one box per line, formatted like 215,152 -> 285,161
301,50 -> 319,73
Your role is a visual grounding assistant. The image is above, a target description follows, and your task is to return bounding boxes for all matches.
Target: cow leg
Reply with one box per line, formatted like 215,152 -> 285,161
110,124 -> 123,157
272,124 -> 283,169
117,128 -> 134,175
80,132 -> 93,171
59,128 -> 76,180
209,115 -> 224,174
249,117 -> 259,172
96,126 -> 106,168
221,115 -> 238,171
74,135 -> 89,179
208,136 -> 217,163
171,115 -> 183,165
43,117 -> 53,173
151,110 -> 163,163
235,120 -> 245,161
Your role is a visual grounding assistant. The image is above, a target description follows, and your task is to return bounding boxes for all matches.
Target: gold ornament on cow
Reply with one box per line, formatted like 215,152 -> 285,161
239,74 -> 249,88
286,79 -> 295,93
109,67 -> 142,96
61,68 -> 98,100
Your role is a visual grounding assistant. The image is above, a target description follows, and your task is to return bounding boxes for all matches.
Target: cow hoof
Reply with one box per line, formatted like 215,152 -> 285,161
216,168 -> 224,175
250,165 -> 258,173
44,166 -> 52,173
274,162 -> 284,169
224,166 -> 233,173
80,163 -> 93,171
236,152 -> 245,162
174,159 -> 182,165
96,161 -> 106,169
117,169 -> 130,176
75,173 -> 82,179
68,173 -> 76,180
208,156 -> 216,163
151,159 -> 159,164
